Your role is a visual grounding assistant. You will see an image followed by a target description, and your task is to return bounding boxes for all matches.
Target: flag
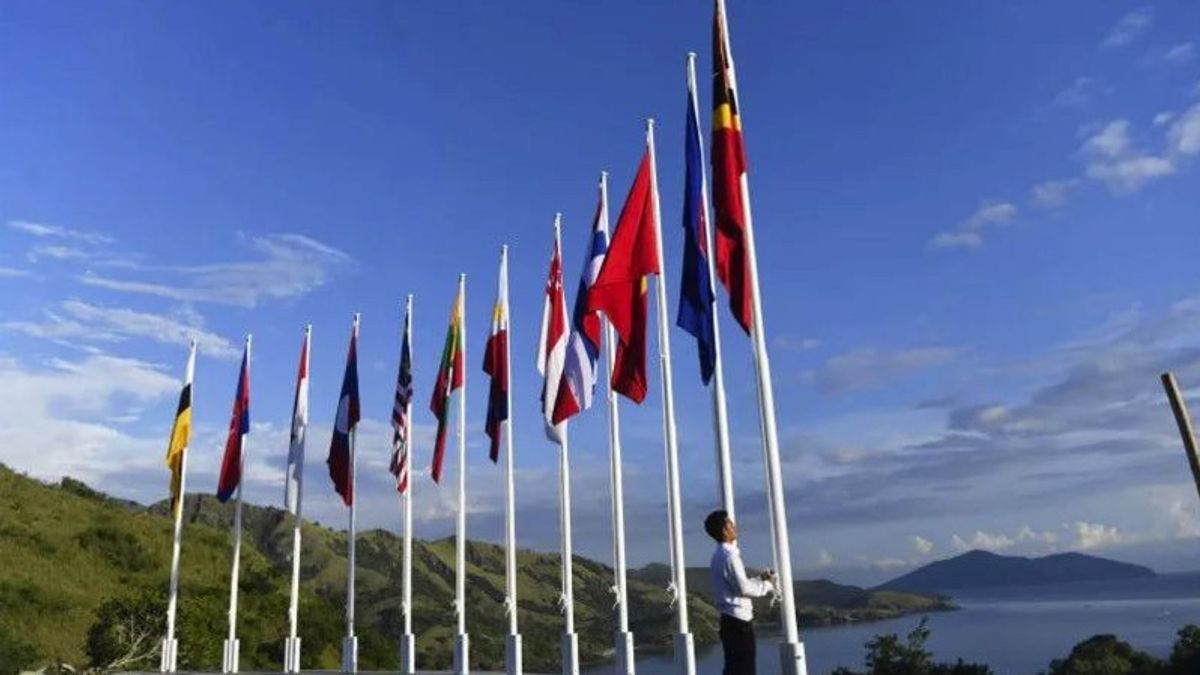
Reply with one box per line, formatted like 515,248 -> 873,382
390,309 -> 413,493
217,343 -> 250,503
586,152 -> 659,403
430,288 -> 464,482
551,196 -> 608,424
328,319 -> 360,506
285,328 -> 309,514
483,256 -> 510,463
678,68 -> 718,384
712,0 -> 753,333
537,227 -> 570,442
165,344 -> 195,516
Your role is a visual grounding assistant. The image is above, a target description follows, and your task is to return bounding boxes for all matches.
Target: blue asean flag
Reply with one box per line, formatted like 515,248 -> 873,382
677,80 -> 718,384
217,346 -> 250,502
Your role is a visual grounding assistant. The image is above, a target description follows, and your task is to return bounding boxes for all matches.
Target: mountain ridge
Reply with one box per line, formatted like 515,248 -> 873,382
878,549 -> 1156,593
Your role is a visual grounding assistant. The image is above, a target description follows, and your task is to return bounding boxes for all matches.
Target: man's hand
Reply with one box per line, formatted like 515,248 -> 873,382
759,570 -> 775,582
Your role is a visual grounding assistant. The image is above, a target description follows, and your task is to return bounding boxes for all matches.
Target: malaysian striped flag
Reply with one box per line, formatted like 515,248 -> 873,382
390,305 -> 414,494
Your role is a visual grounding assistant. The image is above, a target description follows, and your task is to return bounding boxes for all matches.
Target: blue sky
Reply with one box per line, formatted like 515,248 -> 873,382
2,1 -> 1199,586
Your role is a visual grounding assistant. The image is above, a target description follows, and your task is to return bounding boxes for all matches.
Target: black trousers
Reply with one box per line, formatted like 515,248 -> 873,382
719,613 -> 756,675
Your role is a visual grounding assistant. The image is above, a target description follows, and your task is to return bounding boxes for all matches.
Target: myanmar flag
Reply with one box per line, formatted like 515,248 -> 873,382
165,345 -> 196,516
431,285 -> 464,482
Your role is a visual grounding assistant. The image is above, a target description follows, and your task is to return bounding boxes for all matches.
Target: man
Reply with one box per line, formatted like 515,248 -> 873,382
706,509 -> 776,675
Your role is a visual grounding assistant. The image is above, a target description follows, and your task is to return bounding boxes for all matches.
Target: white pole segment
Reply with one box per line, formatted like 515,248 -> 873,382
343,315 -> 359,674
453,275 -> 470,675
401,298 -> 416,675
687,53 -> 736,520
599,172 -> 636,675
223,335 -> 251,674
646,119 -> 696,675
500,248 -> 524,675
285,325 -> 309,674
715,2 -> 807,672
552,217 -> 580,675
161,340 -> 195,674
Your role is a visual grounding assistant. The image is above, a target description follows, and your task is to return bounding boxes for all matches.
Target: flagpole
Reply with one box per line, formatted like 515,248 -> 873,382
285,325 -> 310,674
500,247 -> 523,675
687,52 -> 737,519
161,339 -> 195,674
343,315 -> 360,674
647,119 -> 696,675
715,2 -> 807,672
453,275 -> 470,675
401,298 -> 416,675
598,172 -> 636,675
223,335 -> 251,674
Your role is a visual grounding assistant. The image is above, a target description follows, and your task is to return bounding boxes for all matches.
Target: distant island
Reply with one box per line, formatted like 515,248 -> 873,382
878,549 -> 1156,594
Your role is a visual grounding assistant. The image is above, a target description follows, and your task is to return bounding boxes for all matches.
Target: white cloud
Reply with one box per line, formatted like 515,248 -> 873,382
1167,103 -> 1200,156
0,266 -> 32,278
1052,77 -> 1100,107
1162,42 -> 1195,64
1083,120 -> 1132,158
1017,525 -> 1059,546
1031,178 -> 1081,208
1072,521 -> 1124,549
1153,112 -> 1175,127
871,557 -> 911,571
964,202 -> 1018,228
7,220 -> 113,245
79,233 -> 353,307
952,530 -> 1016,552
910,535 -> 934,556
816,549 -> 835,567
813,346 -> 958,393
930,202 -> 1018,250
1165,498 -> 1200,538
1101,7 -> 1153,48
1,301 -> 239,360
27,245 -> 89,262
1080,120 -> 1175,193
775,336 -> 822,352
929,230 -> 983,250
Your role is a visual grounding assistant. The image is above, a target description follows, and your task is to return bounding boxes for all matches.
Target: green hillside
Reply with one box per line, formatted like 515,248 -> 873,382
0,465 -> 948,673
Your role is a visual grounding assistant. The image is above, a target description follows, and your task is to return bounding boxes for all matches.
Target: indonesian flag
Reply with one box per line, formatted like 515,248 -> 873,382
483,253 -> 510,463
284,327 -> 310,514
537,225 -> 570,443
430,286 -> 464,483
551,191 -> 608,424
712,0 -> 753,333
587,152 -> 658,403
390,308 -> 413,493
217,341 -> 250,503
327,318 -> 360,506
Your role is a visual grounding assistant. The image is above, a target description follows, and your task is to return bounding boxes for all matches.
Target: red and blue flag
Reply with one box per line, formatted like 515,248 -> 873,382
552,195 -> 608,424
217,344 -> 250,503
328,319 -> 361,506
678,73 -> 718,384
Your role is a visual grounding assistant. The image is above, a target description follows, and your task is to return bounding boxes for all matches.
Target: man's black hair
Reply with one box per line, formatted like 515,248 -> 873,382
704,509 -> 729,542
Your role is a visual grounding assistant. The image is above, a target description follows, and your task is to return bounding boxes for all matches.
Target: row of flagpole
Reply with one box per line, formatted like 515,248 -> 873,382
157,2 -> 808,674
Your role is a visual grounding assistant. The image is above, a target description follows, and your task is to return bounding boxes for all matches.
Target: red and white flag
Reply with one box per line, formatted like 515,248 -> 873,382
537,221 -> 570,444
390,307 -> 414,494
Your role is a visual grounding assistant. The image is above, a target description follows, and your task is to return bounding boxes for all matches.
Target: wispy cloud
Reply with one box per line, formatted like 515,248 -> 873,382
7,220 -> 113,245
1161,41 -> 1195,64
1080,120 -> 1175,193
79,233 -> 353,307
812,346 -> 958,393
1167,102 -> 1200,156
1030,178 -> 1081,208
1100,7 -> 1153,49
1051,77 -> 1103,107
929,202 -> 1018,250
0,266 -> 32,278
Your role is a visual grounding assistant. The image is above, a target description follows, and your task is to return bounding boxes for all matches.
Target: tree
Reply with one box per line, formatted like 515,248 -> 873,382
1044,634 -> 1163,675
1168,625 -> 1200,675
0,628 -> 40,675
831,619 -> 993,675
85,592 -> 163,672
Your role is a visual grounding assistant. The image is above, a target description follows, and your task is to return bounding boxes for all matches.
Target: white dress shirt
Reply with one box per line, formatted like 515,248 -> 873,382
709,541 -> 775,621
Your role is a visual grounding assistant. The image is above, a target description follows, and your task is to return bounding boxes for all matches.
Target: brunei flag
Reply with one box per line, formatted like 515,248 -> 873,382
712,0 -> 753,334
327,317 -> 361,506
216,340 -> 251,503
165,343 -> 196,516
587,151 -> 658,404
430,285 -> 464,482
483,254 -> 510,464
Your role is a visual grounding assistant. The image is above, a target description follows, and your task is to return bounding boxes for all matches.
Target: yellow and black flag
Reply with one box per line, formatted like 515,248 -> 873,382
166,341 -> 196,516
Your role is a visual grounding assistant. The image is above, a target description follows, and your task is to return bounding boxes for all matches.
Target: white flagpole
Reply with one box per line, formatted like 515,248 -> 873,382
343,314 -> 360,674
223,335 -> 251,674
500,248 -> 523,675
161,339 -> 195,674
285,325 -> 309,674
715,2 -> 807,672
598,172 -> 636,675
552,217 -> 580,675
647,119 -> 696,675
401,298 -> 416,675
453,275 -> 470,675
687,53 -> 736,520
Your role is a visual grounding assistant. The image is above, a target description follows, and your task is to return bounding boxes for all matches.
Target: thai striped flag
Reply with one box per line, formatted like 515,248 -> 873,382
552,194 -> 609,424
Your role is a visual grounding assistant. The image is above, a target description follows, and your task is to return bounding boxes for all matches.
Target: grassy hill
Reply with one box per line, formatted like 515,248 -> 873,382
0,465 -> 948,673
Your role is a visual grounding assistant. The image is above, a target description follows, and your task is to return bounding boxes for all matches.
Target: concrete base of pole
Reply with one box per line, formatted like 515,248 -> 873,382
453,633 -> 470,674
221,638 -> 240,674
672,633 -> 695,675
614,631 -> 635,675
283,636 -> 301,673
399,633 -> 416,674
560,632 -> 579,675
159,637 -> 178,673
504,633 -> 522,675
341,636 -> 358,674
779,640 -> 809,675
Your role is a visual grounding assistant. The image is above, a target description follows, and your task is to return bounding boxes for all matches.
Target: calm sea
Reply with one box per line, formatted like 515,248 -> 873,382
585,573 -> 1200,675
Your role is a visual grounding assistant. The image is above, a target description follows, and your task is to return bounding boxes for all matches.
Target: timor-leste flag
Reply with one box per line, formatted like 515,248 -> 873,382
217,342 -> 251,503
327,319 -> 360,506
430,287 -> 464,482
165,344 -> 196,516
712,0 -> 753,334
587,151 -> 658,404
483,257 -> 509,463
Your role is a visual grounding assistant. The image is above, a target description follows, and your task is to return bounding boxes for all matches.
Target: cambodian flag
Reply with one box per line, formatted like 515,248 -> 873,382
678,69 -> 718,384
552,196 -> 608,424
328,318 -> 360,506
217,343 -> 250,503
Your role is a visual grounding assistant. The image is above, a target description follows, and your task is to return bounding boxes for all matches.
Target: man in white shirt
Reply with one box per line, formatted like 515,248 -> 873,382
706,509 -> 776,675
